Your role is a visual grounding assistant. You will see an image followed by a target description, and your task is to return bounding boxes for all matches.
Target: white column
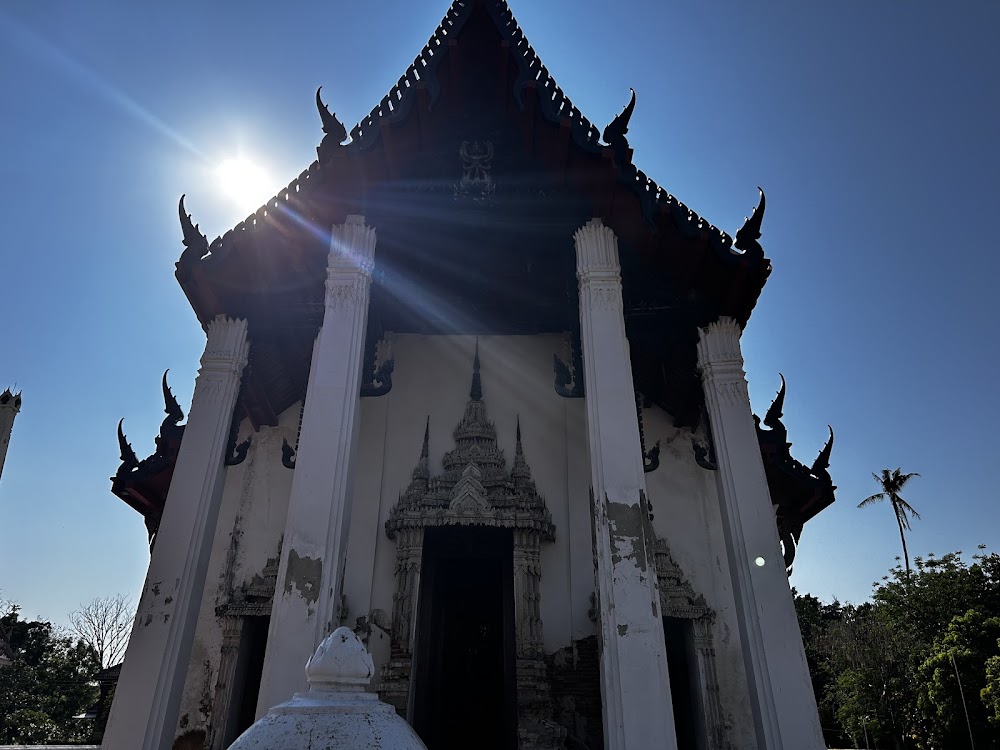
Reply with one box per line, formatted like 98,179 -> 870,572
0,389 -> 21,482
575,218 -> 677,750
256,215 -> 376,713
697,318 -> 825,750
102,316 -> 250,750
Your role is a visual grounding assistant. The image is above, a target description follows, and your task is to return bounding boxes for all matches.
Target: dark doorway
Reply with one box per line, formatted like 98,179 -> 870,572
412,527 -> 516,750
663,616 -> 706,750
217,615 -> 269,748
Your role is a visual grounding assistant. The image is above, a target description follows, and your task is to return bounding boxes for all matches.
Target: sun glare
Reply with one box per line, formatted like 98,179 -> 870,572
215,156 -> 271,214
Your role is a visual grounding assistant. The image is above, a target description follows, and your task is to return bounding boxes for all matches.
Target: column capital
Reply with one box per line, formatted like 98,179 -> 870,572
696,317 -> 743,366
574,218 -> 620,281
202,316 -> 250,366
328,215 -> 376,274
326,216 -> 377,310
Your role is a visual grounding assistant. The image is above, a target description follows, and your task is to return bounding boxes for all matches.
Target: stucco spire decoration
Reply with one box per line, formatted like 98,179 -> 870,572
227,626 -> 427,750
386,345 -> 554,539
410,416 -> 431,492
116,419 -> 140,473
734,187 -> 766,260
382,345 -> 562,746
177,194 -> 209,266
511,416 -> 533,491
470,338 -> 483,401
602,87 -> 636,166
812,425 -> 835,483
315,86 -> 349,162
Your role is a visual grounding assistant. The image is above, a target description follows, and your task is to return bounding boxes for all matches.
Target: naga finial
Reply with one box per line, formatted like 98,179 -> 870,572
316,86 -> 348,161
178,194 -> 209,265
117,419 -> 139,474
161,370 -> 183,426
812,425 -> 834,481
734,187 -> 766,260
603,88 -> 636,165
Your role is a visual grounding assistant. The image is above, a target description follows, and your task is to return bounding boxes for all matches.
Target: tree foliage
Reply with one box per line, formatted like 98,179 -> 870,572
0,605 -> 100,744
858,468 -> 921,578
796,548 -> 1000,749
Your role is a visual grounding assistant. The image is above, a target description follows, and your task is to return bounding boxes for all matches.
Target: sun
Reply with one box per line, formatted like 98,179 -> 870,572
214,156 -> 271,214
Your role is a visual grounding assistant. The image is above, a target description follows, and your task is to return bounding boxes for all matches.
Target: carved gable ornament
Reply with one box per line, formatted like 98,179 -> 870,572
385,343 -> 554,541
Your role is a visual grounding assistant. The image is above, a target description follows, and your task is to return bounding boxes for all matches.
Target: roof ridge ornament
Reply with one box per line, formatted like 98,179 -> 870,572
316,86 -> 348,162
811,425 -> 834,483
734,187 -> 766,260
177,195 -> 209,266
763,373 -> 786,436
603,87 -> 636,166
161,370 -> 184,428
116,419 -> 139,474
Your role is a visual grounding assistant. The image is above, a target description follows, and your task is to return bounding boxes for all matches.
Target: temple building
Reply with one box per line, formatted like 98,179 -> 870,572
104,1 -> 836,749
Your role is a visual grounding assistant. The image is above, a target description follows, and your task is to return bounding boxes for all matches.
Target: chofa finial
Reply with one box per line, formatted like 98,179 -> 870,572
178,194 -> 209,265
603,88 -> 636,165
763,373 -> 786,431
812,425 -> 834,481
734,187 -> 766,260
316,86 -> 348,161
117,419 -> 139,473
161,370 -> 183,425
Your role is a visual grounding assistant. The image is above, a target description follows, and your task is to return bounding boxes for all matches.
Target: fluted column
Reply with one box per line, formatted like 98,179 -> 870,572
256,215 -> 376,714
697,318 -> 824,749
102,315 -> 250,750
574,218 -> 677,750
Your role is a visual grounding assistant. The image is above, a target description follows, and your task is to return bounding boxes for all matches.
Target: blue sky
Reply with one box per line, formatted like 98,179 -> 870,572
1,0 -> 998,624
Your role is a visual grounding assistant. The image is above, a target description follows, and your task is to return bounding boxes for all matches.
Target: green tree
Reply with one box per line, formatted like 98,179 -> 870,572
917,609 -> 1000,749
0,605 -> 100,744
796,549 -> 1000,749
859,468 -> 921,579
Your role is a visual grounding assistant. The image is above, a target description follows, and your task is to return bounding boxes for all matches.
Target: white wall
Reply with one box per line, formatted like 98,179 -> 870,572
342,333 -> 597,679
175,408 -> 298,736
643,403 -> 756,747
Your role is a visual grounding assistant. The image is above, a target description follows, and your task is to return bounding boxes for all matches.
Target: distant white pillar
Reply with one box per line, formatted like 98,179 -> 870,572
574,218 -> 678,750
256,215 -> 376,713
0,389 -> 22,482
697,318 -> 825,750
103,315 -> 250,750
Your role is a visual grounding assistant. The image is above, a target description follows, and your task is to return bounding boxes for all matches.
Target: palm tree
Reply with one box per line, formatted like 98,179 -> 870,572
858,468 -> 921,579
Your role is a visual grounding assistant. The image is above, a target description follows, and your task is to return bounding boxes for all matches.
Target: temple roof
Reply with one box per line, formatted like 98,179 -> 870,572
174,0 -> 771,428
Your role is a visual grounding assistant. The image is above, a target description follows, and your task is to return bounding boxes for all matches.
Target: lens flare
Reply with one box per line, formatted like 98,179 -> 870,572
215,157 -> 271,213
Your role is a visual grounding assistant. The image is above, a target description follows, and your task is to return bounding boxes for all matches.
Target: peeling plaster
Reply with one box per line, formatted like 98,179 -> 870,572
605,493 -> 649,573
284,549 -> 322,605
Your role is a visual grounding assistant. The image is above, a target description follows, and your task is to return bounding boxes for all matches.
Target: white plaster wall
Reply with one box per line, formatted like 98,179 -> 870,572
642,403 -> 756,747
175,406 -> 298,737
341,333 -> 596,683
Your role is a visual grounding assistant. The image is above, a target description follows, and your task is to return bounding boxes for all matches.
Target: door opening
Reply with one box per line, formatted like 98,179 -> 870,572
411,526 -> 516,750
663,616 -> 707,750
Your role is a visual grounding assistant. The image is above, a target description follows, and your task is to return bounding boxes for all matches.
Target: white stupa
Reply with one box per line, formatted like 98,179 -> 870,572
227,627 -> 427,749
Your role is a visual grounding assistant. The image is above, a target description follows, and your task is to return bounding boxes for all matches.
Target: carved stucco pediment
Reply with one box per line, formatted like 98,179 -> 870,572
385,342 -> 554,541
448,464 -> 492,515
655,538 -> 712,621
